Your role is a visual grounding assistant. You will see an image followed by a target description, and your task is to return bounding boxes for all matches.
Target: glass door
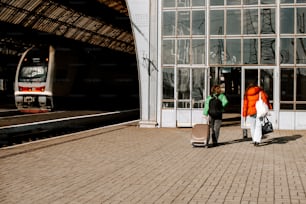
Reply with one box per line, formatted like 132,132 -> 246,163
241,66 -> 275,128
176,68 -> 208,127
209,67 -> 242,113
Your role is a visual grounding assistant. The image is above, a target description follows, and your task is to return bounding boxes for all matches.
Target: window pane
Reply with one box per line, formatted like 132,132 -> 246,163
280,38 -> 294,64
177,11 -> 190,35
178,0 -> 190,7
243,9 -> 258,34
210,10 -> 224,35
162,40 -> 175,64
19,66 -> 47,82
261,8 -> 275,34
280,0 -> 293,3
260,69 -> 273,101
280,8 -> 294,34
261,38 -> 275,64
211,0 -> 224,5
192,69 -> 205,108
163,68 -> 175,99
296,38 -> 306,64
280,68 -> 294,101
227,0 -> 241,5
162,101 -> 175,108
227,10 -> 241,35
297,104 -> 306,110
280,104 -> 293,109
297,8 -> 306,34
177,39 -> 190,64
192,10 -> 205,35
245,69 -> 258,89
192,39 -> 205,64
209,66 -> 221,87
192,0 -> 205,6
163,0 -> 175,7
297,68 -> 306,101
226,39 -> 241,65
243,0 -> 258,5
162,11 -> 175,36
261,0 -> 275,4
243,39 -> 258,64
297,0 -> 306,3
210,39 -> 224,64
177,68 -> 190,99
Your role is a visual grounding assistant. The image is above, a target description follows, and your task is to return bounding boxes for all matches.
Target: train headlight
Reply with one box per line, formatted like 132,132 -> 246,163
38,96 -> 47,104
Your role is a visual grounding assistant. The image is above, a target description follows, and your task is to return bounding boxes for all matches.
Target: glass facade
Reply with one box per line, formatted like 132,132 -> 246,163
280,2 -> 306,110
161,0 -> 306,111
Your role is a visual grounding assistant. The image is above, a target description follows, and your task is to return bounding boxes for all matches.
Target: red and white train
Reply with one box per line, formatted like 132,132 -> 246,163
14,44 -> 139,113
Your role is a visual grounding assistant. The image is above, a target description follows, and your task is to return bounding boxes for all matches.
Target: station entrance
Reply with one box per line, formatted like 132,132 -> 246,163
169,66 -> 276,127
209,66 -> 274,113
209,67 -> 241,114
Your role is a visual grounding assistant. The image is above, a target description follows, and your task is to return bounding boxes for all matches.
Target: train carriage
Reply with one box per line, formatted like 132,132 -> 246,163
14,44 -> 139,113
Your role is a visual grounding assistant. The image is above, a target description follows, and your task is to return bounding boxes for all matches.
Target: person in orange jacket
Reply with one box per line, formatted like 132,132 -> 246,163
242,83 -> 272,146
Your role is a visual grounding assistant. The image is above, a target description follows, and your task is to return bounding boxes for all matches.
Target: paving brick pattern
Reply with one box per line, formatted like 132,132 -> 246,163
0,122 -> 305,204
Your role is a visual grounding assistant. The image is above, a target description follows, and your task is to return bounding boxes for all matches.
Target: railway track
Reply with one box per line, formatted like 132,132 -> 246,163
0,109 -> 139,147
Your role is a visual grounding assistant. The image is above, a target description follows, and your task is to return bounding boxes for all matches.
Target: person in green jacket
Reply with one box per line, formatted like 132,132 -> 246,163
203,84 -> 228,147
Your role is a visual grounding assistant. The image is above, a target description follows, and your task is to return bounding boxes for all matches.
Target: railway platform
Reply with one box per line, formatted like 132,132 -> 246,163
0,116 -> 306,204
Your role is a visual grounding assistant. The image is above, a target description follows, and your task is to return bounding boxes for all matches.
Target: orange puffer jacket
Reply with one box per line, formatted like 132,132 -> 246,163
242,86 -> 271,117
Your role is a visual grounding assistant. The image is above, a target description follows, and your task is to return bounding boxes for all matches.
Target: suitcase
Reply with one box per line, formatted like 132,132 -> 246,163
191,124 -> 210,147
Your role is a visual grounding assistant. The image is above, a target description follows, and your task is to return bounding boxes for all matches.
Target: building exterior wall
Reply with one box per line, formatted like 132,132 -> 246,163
128,0 -> 306,130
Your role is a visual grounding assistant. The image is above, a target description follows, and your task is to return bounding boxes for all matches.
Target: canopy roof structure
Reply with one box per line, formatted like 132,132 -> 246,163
0,0 -> 134,55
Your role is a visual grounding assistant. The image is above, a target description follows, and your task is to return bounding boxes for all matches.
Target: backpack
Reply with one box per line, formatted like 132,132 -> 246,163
208,94 -> 223,119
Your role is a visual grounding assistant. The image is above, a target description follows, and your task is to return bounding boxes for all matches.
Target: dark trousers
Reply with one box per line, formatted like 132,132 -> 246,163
209,117 -> 222,145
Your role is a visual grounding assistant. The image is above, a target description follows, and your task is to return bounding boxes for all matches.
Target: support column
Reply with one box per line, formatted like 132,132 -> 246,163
126,0 -> 158,127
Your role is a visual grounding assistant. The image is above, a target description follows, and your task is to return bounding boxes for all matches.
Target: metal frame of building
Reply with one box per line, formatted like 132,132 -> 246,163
0,0 -> 134,54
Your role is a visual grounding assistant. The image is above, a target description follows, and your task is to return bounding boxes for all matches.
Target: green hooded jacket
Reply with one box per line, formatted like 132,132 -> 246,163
203,93 -> 229,116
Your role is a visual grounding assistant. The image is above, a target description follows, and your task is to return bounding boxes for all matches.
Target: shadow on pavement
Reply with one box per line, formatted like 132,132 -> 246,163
216,137 -> 252,147
214,134 -> 302,148
260,134 -> 302,146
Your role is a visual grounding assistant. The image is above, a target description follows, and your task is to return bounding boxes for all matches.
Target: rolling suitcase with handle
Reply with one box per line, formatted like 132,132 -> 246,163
190,123 -> 210,147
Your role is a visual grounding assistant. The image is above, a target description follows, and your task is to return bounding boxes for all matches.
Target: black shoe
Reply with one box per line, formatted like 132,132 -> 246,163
254,142 -> 260,146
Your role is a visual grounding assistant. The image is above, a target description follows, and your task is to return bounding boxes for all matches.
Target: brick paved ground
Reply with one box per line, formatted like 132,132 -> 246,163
0,120 -> 305,204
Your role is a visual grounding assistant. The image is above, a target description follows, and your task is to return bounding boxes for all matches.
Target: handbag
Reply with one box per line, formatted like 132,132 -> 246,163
262,117 -> 273,135
256,91 -> 269,118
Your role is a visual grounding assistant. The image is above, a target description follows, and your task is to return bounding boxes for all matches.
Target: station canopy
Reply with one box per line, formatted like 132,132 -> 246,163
0,0 -> 134,55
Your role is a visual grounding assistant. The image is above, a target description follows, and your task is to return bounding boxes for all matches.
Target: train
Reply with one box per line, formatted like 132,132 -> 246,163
14,44 -> 139,113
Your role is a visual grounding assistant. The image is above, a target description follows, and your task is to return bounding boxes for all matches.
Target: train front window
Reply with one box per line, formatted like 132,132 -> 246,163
19,66 -> 47,82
